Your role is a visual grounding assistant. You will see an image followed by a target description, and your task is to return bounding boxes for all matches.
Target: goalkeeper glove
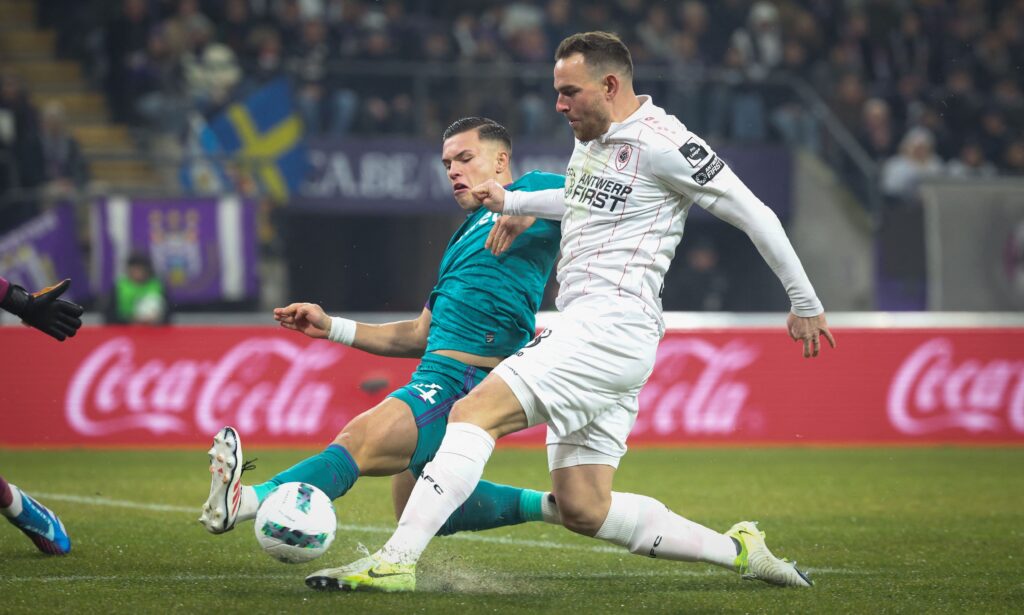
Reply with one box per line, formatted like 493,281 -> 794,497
0,279 -> 84,341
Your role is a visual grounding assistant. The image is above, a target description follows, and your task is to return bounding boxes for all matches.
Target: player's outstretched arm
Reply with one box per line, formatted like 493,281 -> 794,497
787,312 -> 836,359
275,302 -> 431,358
350,308 -> 431,358
473,180 -> 566,220
0,278 -> 84,341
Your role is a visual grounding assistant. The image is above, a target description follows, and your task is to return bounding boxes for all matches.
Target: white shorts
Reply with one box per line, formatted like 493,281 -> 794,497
493,295 -> 660,471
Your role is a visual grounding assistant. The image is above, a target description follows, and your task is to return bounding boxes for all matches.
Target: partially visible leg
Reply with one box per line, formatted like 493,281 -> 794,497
390,472 -> 416,522
549,452 -> 812,587
1,473 -> 71,555
201,398 -> 418,533
550,460 -> 738,567
396,395 -> 556,536
306,375 -> 529,592
246,397 -> 418,512
377,372 -> 529,562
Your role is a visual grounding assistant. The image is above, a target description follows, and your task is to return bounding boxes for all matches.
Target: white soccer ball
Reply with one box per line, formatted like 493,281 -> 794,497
254,482 -> 337,564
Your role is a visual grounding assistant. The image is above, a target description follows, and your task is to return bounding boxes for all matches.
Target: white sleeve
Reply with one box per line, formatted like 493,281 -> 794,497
650,138 -> 824,316
503,188 -> 566,220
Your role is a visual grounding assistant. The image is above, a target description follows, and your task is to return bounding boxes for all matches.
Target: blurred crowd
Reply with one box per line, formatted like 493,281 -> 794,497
5,0 -> 1023,211
0,73 -> 90,231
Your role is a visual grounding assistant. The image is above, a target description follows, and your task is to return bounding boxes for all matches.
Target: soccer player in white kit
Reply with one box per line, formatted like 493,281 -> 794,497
308,31 -> 835,592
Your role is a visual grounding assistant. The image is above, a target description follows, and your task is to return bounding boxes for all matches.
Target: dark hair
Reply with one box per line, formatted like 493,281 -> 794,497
555,31 -> 633,78
442,117 -> 512,152
127,250 -> 152,270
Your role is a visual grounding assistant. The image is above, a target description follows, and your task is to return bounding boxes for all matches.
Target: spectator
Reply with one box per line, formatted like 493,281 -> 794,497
993,77 -> 1024,133
103,251 -> 172,325
288,19 -> 333,134
219,0 -> 254,57
38,101 -> 89,199
636,4 -> 675,62
933,67 -> 983,153
104,0 -> 156,123
977,107 -> 1011,165
543,0 -> 575,56
183,41 -> 241,115
829,73 -> 867,135
662,237 -> 730,311
1003,140 -> 1024,176
858,98 -> 897,160
881,127 -> 944,205
0,73 -> 44,191
888,11 -> 930,81
244,26 -> 286,87
946,140 -> 997,179
135,27 -> 190,135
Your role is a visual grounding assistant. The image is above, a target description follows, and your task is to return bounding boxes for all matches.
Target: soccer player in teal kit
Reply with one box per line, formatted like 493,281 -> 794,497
200,118 -> 566,560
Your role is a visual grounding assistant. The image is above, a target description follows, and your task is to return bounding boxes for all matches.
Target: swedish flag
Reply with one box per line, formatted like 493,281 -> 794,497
207,78 -> 307,202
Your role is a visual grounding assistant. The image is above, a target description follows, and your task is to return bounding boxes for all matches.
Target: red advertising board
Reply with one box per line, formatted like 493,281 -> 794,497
1,326 -> 1022,446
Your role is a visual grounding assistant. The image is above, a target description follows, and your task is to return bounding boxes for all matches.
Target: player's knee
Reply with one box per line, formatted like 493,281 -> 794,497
556,499 -> 606,537
333,420 -> 368,465
448,397 -> 479,424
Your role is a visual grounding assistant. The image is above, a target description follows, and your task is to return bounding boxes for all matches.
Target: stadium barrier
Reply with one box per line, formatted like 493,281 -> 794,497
2,314 -> 1022,447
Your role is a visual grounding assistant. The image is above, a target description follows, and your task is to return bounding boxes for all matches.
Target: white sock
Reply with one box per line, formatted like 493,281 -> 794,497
1,484 -> 23,517
380,423 -> 495,565
595,492 -> 739,570
540,492 -> 561,525
237,486 -> 259,522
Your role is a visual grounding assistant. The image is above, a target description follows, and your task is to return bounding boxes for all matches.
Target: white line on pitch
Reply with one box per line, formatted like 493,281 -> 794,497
31,492 -> 859,575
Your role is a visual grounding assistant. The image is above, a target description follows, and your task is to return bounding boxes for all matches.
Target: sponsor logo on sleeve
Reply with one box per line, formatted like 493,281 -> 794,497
692,156 -> 725,186
679,138 -> 710,168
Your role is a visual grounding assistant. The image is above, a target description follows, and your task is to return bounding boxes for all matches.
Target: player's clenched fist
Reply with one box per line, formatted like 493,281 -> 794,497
0,278 -> 84,342
274,302 -> 331,339
471,179 -> 506,213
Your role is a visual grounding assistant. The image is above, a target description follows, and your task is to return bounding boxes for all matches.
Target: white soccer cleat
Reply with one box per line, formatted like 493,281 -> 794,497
198,426 -> 245,534
726,521 -> 813,588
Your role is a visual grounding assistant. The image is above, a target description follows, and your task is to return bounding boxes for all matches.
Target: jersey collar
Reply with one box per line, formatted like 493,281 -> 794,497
598,95 -> 654,144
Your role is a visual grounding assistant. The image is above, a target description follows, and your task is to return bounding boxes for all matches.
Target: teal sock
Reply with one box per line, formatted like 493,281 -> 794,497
252,444 -> 359,503
436,481 -> 544,536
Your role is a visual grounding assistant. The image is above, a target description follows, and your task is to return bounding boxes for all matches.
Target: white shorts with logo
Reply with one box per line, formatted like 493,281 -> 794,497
493,295 -> 660,471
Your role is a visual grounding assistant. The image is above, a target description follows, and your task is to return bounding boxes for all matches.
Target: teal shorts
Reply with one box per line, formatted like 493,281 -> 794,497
387,353 -> 491,475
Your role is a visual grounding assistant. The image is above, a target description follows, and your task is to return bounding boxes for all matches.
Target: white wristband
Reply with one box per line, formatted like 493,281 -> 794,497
328,317 -> 357,345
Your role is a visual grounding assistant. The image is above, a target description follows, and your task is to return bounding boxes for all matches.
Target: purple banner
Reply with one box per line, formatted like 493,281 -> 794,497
0,204 -> 88,301
91,197 -> 259,304
297,138 -> 791,219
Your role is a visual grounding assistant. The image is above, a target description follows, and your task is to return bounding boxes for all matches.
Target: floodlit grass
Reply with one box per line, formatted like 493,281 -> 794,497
1,447 -> 1022,614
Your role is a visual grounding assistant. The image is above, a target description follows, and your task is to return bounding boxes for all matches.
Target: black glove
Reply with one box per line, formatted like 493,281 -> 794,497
0,279 -> 84,341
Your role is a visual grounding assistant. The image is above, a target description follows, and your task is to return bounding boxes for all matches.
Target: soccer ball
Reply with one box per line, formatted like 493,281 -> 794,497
254,482 -> 337,564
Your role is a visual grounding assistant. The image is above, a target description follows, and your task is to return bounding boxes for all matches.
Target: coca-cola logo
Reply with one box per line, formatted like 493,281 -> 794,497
636,338 -> 759,435
66,337 -> 347,437
887,338 -> 1024,435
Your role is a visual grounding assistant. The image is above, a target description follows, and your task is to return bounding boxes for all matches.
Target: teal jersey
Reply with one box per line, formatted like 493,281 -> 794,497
426,170 -> 564,357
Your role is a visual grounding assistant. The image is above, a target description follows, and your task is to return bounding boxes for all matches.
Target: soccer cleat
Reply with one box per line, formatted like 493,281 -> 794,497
198,426 -> 247,534
305,553 -> 416,593
726,521 -> 813,588
5,488 -> 71,555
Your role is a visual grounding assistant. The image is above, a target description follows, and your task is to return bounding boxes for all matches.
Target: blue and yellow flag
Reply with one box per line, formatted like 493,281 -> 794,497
207,78 -> 307,202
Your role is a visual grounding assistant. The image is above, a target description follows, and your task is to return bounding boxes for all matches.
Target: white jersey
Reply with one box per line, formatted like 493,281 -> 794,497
505,95 -> 823,332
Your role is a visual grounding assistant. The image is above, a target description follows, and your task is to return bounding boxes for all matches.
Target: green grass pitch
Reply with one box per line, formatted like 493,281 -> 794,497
1,447 -> 1022,614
